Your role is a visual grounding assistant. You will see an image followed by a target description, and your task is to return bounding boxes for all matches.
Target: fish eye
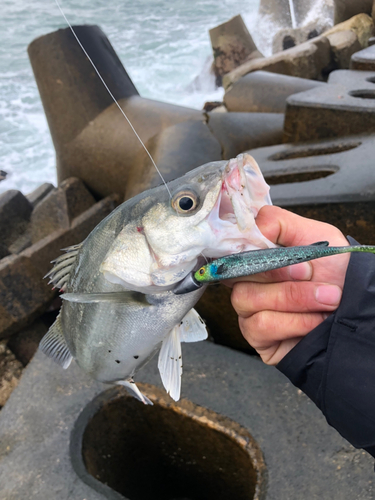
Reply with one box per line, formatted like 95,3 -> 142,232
172,190 -> 199,213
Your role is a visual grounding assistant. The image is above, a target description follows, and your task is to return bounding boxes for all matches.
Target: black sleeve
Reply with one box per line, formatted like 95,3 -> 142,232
277,237 -> 375,458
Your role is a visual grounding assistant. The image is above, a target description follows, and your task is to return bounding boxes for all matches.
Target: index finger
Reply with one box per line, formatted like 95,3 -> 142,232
255,206 -> 348,248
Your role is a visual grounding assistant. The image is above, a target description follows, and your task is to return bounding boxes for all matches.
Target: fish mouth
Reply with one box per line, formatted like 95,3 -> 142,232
203,153 -> 275,259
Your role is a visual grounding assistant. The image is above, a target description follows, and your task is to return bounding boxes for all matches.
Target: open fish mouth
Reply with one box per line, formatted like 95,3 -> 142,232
203,153 -> 276,259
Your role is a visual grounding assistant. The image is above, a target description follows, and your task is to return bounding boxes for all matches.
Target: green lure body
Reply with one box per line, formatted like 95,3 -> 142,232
194,242 -> 375,283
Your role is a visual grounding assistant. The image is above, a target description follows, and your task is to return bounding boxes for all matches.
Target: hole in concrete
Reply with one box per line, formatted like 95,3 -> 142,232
71,385 -> 267,500
283,35 -> 296,50
366,77 -> 375,84
349,89 -> 375,99
269,142 -> 361,161
308,29 -> 319,40
265,167 -> 338,185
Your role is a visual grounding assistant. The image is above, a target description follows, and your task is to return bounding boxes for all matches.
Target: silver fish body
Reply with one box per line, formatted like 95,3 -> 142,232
41,154 -> 275,402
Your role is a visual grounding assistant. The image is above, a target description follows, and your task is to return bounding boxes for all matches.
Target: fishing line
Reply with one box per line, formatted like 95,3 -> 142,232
54,0 -> 172,199
55,1 -> 212,277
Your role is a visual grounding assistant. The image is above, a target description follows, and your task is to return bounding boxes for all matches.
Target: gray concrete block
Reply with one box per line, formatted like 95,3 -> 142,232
351,43 -> 375,70
0,343 -> 373,499
0,195 -> 118,339
224,71 -> 325,113
326,30 -> 362,69
328,67 -> 375,85
0,190 -> 32,247
209,14 -> 262,84
223,36 -> 331,89
26,182 -> 55,207
284,69 -> 375,141
246,135 -> 375,243
206,112 -> 284,160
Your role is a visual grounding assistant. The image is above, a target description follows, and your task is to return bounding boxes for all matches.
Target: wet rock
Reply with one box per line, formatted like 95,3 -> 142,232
7,319 -> 48,366
26,182 -> 54,207
224,71 -> 325,113
30,178 -> 95,244
334,0 -> 373,24
326,30 -> 362,69
283,69 -> 375,142
324,13 -> 374,48
368,36 -> 375,45
351,43 -> 375,69
223,36 -> 331,89
0,190 -> 32,248
206,112 -> 284,160
0,170 -> 7,182
0,194 -> 118,339
209,15 -> 263,85
0,340 -> 23,408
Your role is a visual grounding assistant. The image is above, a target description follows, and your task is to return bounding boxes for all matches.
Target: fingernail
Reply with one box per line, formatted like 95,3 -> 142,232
315,285 -> 342,306
288,262 -> 312,281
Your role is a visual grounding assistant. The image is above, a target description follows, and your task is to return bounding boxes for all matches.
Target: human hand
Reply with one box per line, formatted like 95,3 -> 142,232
229,206 -> 350,365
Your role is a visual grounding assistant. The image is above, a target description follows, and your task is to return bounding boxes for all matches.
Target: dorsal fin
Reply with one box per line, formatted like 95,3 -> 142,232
44,242 -> 82,292
39,314 -> 73,369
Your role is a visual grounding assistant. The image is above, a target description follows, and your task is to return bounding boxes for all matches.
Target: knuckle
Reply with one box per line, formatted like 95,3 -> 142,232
284,282 -> 308,309
250,310 -> 269,334
231,282 -> 254,314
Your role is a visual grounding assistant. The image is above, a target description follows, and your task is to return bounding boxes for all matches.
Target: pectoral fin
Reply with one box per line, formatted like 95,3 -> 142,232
39,314 -> 73,369
179,308 -> 208,343
62,291 -> 150,305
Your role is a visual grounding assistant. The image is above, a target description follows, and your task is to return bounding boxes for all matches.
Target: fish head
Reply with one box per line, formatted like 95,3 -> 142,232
100,153 -> 274,291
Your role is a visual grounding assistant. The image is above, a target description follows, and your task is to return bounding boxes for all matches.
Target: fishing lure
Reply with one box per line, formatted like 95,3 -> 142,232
174,241 -> 375,294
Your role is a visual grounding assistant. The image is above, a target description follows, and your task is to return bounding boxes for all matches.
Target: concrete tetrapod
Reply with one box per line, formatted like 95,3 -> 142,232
209,15 -> 263,86
246,135 -> 375,244
28,26 -> 210,200
224,71 -> 326,113
0,345 -> 373,499
334,0 -> 373,24
283,68 -> 375,142
351,44 -> 375,70
29,26 -> 284,202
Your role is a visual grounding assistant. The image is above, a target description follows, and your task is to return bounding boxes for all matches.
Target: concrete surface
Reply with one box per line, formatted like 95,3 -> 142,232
0,342 -> 373,499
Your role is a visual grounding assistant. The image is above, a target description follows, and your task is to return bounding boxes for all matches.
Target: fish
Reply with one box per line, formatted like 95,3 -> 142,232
40,153 -> 276,404
174,241 -> 375,294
